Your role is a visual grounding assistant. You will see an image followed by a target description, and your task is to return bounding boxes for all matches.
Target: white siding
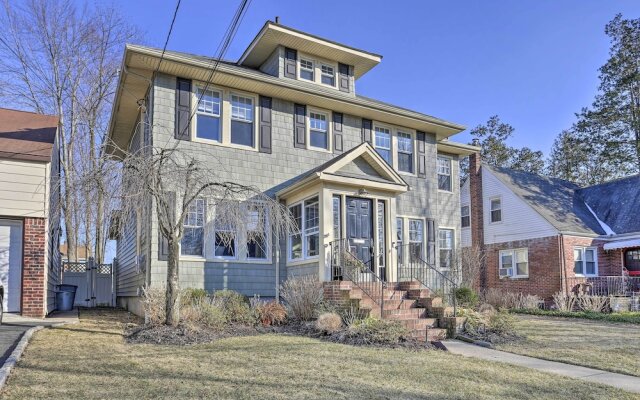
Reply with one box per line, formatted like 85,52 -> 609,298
483,168 -> 557,244
0,159 -> 49,218
460,179 -> 471,247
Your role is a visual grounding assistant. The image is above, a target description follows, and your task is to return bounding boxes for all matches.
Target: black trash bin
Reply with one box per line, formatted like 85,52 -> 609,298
56,284 -> 77,311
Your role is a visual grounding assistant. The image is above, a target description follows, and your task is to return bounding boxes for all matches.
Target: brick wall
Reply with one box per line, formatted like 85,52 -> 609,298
484,235 -> 562,299
22,217 -> 47,318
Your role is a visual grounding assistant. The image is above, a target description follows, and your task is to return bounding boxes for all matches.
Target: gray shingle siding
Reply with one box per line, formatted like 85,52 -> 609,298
259,47 -> 281,77
118,72 -> 459,299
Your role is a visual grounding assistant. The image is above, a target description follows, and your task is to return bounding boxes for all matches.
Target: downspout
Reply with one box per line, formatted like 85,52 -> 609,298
558,234 -> 566,296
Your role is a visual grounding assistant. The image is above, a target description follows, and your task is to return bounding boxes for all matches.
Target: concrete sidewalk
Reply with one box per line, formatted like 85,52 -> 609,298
0,309 -> 78,365
443,339 -> 640,394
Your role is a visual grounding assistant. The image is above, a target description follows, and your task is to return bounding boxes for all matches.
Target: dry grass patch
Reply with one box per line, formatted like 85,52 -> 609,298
1,309 -> 637,399
497,314 -> 640,377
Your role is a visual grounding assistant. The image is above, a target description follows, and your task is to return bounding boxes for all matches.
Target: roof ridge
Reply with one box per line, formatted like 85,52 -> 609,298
579,173 -> 640,190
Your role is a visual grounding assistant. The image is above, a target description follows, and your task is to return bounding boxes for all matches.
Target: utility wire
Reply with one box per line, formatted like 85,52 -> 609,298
152,0 -> 182,81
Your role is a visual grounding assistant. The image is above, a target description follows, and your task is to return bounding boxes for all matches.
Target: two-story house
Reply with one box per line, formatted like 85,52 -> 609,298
461,152 -> 640,300
106,21 -> 477,315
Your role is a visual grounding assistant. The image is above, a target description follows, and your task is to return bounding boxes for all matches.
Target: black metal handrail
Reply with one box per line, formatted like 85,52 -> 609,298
330,238 -> 386,316
395,243 -> 457,317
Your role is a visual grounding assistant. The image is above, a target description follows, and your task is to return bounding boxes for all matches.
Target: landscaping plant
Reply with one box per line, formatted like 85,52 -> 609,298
455,287 -> 479,308
552,291 -> 577,312
577,294 -> 609,313
255,301 -> 287,326
315,312 -> 343,334
280,276 -> 324,321
347,317 -> 410,345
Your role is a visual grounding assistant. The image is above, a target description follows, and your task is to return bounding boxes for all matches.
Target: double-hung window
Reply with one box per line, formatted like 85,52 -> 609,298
230,95 -> 254,147
574,247 -> 597,276
397,132 -> 414,173
437,156 -> 452,191
490,197 -> 502,223
461,205 -> 470,228
195,87 -> 221,141
408,219 -> 424,262
320,64 -> 335,86
300,59 -> 314,81
438,229 -> 454,269
214,202 -> 236,258
181,198 -> 205,256
288,196 -> 320,261
499,248 -> 529,278
374,127 -> 392,165
396,218 -> 404,266
246,204 -> 268,260
309,112 -> 328,150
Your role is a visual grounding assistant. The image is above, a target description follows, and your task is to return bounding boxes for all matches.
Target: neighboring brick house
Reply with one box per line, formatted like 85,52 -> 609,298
461,152 -> 640,299
106,21 -> 479,315
0,108 -> 61,317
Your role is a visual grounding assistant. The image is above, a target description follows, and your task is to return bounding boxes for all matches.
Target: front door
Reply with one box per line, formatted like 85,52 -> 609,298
346,197 -> 373,270
0,219 -> 23,312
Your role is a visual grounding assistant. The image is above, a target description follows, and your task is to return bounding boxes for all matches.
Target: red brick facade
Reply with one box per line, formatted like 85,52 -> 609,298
21,217 -> 47,317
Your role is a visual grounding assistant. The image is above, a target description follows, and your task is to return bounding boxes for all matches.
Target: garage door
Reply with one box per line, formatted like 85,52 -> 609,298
0,219 -> 23,312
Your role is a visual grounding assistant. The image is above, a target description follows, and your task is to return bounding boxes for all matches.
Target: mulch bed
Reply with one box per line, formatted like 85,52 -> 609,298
125,321 -> 437,350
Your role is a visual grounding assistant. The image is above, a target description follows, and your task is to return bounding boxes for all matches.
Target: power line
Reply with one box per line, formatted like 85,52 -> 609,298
152,0 -> 182,80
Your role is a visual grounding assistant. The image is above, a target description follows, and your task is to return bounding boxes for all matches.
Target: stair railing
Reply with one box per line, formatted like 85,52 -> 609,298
330,238 -> 386,317
395,243 -> 457,317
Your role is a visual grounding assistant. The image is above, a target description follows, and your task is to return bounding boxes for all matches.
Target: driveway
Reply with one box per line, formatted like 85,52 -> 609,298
0,310 -> 78,365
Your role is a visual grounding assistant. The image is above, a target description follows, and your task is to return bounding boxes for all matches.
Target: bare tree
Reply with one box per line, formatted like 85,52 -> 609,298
449,245 -> 485,289
0,0 -> 139,262
101,133 -> 296,326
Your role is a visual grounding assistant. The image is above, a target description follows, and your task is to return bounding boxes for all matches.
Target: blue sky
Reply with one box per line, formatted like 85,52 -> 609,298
115,0 -> 640,155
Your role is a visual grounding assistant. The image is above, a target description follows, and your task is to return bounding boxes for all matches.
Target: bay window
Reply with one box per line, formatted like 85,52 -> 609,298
181,198 -> 205,256
213,203 -> 236,258
246,204 -> 268,260
288,196 -> 320,261
230,94 -> 254,147
574,247 -> 597,276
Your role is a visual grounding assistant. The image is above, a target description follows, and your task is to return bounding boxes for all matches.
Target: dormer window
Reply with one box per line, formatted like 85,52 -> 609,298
321,64 -> 335,86
300,59 -> 314,81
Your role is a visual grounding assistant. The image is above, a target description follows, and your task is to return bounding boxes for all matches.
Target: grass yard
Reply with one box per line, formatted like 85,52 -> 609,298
497,314 -> 640,377
1,309 -> 636,400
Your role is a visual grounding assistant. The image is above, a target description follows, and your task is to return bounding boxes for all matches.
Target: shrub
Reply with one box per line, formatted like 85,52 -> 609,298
338,303 -> 367,326
348,317 -> 410,345
141,286 -> 165,325
577,294 -> 609,313
182,288 -> 209,306
212,290 -> 255,324
488,310 -> 516,335
181,302 -> 227,331
552,291 -> 577,312
255,301 -> 287,326
455,287 -> 479,308
478,303 -> 496,315
280,276 -> 323,321
315,312 -> 343,334
514,294 -> 542,311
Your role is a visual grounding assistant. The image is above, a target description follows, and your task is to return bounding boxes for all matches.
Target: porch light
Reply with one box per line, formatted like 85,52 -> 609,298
357,188 -> 369,196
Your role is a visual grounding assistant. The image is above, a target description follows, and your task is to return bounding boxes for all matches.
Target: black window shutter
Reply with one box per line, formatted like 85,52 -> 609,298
158,192 -> 176,261
259,96 -> 272,153
361,118 -> 372,144
284,47 -> 297,79
417,131 -> 427,178
338,63 -> 351,93
333,112 -> 344,153
294,104 -> 306,148
427,219 -> 436,265
175,78 -> 192,141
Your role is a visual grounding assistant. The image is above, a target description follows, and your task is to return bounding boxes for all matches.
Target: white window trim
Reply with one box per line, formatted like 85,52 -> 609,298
306,107 -> 332,153
461,204 -> 470,229
438,227 -> 455,271
190,83 -> 260,152
180,198 -> 206,259
396,130 -> 416,176
373,122 -> 393,166
499,248 -> 529,279
489,196 -> 503,224
396,215 -> 426,264
574,246 -> 598,277
193,85 -> 222,144
287,194 -> 321,263
437,155 -> 453,192
299,57 -> 315,82
245,204 -> 271,262
297,52 -> 338,89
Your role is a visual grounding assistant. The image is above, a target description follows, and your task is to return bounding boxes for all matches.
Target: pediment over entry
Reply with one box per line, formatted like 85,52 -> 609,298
277,143 -> 409,198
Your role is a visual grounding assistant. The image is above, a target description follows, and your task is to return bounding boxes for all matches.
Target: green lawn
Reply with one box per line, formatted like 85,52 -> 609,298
497,314 -> 640,377
1,309 -> 636,399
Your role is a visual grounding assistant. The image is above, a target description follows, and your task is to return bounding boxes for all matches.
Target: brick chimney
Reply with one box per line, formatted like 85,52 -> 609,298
468,151 -> 487,290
